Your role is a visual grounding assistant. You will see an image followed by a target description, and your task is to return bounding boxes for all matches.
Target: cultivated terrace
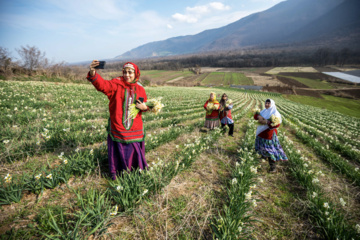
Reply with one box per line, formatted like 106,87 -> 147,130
1,81 -> 360,239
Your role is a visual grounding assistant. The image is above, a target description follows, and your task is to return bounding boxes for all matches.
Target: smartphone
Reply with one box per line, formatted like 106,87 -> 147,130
138,97 -> 144,103
95,61 -> 106,69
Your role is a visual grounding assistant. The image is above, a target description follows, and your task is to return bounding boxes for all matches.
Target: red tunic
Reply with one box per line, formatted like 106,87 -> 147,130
219,107 -> 233,121
87,72 -> 148,143
254,114 -> 280,140
204,100 -> 220,121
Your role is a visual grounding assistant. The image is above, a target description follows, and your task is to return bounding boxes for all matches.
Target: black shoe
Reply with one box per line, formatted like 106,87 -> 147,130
268,158 -> 276,172
269,167 -> 276,173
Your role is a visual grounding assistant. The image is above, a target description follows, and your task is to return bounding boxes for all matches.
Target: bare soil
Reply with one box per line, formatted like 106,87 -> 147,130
243,73 -> 286,87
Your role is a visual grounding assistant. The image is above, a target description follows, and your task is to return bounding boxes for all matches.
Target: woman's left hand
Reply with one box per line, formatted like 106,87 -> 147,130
136,100 -> 147,110
258,116 -> 267,125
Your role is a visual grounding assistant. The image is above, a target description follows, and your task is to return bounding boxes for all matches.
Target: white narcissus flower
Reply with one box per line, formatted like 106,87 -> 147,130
35,174 -> 42,180
339,198 -> 346,207
312,178 -> 319,184
46,174 -> 52,179
89,149 -> 94,155
4,173 -> 12,183
245,191 -> 252,200
142,189 -> 148,196
110,205 -> 118,216
323,202 -> 329,209
231,178 -> 237,185
3,140 -> 10,144
355,224 -> 360,234
116,185 -> 123,191
63,159 -> 68,164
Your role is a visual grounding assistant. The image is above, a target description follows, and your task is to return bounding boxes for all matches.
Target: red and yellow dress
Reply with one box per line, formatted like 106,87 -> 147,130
203,95 -> 220,129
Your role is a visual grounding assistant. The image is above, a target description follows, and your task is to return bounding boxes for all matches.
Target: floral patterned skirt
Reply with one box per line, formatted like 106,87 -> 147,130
255,133 -> 288,161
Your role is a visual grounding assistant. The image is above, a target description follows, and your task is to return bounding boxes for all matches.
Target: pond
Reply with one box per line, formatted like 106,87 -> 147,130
323,72 -> 360,83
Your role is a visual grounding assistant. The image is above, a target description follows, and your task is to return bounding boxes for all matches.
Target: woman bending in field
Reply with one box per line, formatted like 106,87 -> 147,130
87,60 -> 148,180
254,99 -> 288,172
204,92 -> 220,129
219,93 -> 234,137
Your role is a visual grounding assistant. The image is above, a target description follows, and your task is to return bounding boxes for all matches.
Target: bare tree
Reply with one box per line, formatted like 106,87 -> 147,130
16,45 -> 47,75
0,47 -> 12,72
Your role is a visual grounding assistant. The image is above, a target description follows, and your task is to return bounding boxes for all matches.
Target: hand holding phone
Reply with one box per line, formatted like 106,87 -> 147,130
94,61 -> 106,69
136,97 -> 147,110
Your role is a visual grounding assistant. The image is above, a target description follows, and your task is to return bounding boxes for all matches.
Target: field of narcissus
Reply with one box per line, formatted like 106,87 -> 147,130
1,80 -> 360,239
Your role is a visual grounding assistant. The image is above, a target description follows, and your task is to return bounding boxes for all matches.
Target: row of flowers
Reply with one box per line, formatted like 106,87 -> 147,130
211,112 -> 261,239
278,101 -> 360,149
30,123 -> 225,238
281,110 -> 360,164
0,147 -> 105,205
0,92 -> 247,206
1,82 -> 247,163
279,131 -> 360,239
282,118 -> 360,187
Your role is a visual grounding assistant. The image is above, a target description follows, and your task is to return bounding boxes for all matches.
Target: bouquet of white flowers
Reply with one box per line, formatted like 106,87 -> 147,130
206,103 -> 218,115
225,99 -> 233,108
128,97 -> 164,120
252,108 -> 261,115
269,114 -> 281,127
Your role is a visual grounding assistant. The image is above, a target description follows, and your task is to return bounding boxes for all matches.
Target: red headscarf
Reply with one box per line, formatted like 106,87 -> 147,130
122,62 -> 141,83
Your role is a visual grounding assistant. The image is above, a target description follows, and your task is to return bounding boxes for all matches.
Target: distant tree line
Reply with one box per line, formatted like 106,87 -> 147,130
127,47 -> 360,70
1,45 -> 359,82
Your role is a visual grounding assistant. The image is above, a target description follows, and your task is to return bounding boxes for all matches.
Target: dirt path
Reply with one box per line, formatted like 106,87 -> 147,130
166,76 -> 184,83
244,72 -> 286,87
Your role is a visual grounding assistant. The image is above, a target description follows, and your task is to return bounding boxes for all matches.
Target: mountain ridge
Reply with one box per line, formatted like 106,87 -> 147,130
116,0 -> 360,59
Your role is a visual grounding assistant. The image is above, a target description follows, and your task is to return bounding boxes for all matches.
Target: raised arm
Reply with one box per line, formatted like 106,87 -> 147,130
87,60 -> 115,97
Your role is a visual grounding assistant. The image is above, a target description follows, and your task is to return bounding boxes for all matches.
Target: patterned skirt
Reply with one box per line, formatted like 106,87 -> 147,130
107,135 -> 148,177
204,119 -> 220,129
255,133 -> 288,161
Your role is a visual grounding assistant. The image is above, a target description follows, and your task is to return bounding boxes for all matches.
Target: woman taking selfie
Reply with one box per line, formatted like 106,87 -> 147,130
87,60 -> 148,180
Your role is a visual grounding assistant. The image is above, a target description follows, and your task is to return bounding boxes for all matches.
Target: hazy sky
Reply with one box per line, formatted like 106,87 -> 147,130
0,0 -> 284,63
